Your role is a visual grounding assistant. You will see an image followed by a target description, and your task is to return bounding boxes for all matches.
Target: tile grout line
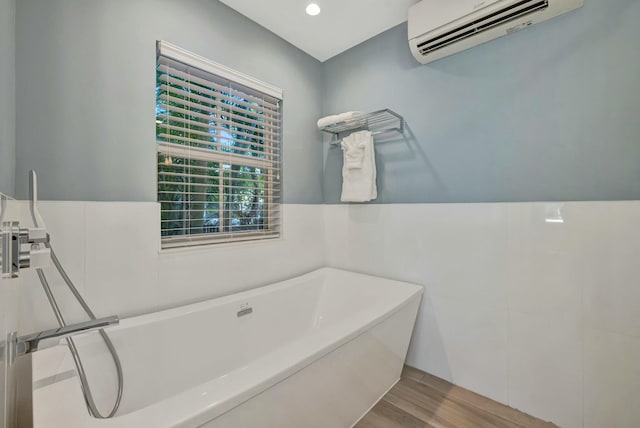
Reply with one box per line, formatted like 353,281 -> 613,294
82,202 -> 87,298
580,247 -> 585,428
505,205 -> 512,409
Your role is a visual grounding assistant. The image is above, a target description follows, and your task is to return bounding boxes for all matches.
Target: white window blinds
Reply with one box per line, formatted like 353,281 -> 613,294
156,41 -> 282,249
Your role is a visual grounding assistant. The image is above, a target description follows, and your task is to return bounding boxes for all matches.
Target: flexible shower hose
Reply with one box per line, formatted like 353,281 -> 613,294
36,243 -> 124,418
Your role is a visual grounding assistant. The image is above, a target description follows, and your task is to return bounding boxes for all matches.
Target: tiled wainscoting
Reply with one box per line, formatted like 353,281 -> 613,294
325,202 -> 640,428
3,202 -> 325,336
4,200 -> 640,427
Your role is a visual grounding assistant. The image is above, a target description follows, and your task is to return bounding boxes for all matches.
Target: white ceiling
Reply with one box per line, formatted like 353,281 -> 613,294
219,0 -> 420,62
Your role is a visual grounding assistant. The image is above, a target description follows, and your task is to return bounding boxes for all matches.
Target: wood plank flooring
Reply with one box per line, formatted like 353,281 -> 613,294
355,366 -> 558,428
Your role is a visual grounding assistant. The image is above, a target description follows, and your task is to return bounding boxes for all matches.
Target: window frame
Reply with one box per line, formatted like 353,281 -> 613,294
156,41 -> 283,249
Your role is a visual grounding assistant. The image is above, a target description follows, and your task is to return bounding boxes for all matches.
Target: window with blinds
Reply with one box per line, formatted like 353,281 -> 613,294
156,41 -> 282,249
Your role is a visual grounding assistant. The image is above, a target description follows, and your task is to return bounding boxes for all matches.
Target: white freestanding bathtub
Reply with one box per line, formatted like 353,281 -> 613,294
32,268 -> 422,428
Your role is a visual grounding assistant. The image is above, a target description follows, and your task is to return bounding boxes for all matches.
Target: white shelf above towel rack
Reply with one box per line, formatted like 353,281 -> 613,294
320,109 -> 404,146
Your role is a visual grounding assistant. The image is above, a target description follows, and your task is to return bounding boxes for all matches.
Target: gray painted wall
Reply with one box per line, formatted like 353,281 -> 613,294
15,0 -> 324,203
0,0 -> 15,197
323,0 -> 640,203
12,0 -> 640,204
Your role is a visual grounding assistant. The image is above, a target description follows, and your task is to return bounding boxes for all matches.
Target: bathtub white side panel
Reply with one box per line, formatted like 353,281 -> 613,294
199,297 -> 420,428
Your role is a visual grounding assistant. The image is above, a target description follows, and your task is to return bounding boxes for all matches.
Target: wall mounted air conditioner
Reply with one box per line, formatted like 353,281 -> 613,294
408,0 -> 584,64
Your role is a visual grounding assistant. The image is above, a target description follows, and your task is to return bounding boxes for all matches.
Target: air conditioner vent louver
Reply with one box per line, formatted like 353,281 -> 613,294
418,0 -> 549,56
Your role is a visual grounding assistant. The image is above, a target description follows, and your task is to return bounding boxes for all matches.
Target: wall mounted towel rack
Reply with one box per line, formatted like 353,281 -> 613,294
320,109 -> 404,146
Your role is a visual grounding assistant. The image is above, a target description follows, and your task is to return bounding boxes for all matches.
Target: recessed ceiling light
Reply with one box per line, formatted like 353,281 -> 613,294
306,3 -> 321,16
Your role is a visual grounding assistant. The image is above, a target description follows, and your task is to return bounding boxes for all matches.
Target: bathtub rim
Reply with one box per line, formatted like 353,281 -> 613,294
95,267 -> 422,334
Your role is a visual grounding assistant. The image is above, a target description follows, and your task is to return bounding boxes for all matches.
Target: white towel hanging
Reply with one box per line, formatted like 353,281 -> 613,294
340,131 -> 377,202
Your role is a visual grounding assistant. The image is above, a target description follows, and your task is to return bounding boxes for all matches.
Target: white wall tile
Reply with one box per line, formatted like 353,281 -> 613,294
1,199 -> 28,223
584,328 -> 640,428
427,292 -> 509,403
378,204 -> 432,285
84,202 -> 160,318
156,204 -> 325,311
575,202 -> 640,339
412,204 -> 509,307
506,203 -> 583,319
508,310 -> 583,428
324,204 -> 388,276
325,204 -> 509,305
406,292 -> 453,382
410,296 -> 507,401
